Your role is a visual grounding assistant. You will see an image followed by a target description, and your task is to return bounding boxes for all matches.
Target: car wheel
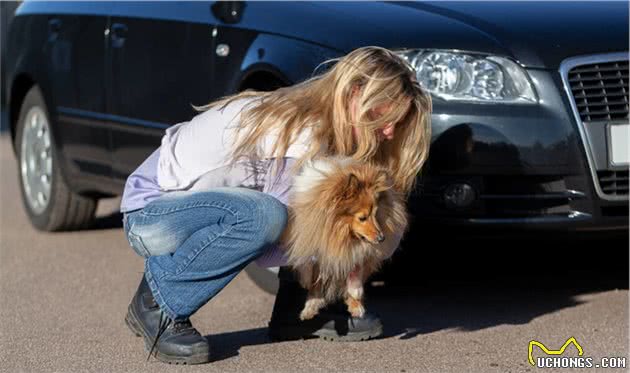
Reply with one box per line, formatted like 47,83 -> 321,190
244,263 -> 279,295
15,86 -> 96,231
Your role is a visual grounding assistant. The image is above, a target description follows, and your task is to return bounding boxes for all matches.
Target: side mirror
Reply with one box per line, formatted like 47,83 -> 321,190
211,1 -> 246,24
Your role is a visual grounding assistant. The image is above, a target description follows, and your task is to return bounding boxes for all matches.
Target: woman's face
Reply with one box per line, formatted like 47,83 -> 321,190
349,86 -> 396,142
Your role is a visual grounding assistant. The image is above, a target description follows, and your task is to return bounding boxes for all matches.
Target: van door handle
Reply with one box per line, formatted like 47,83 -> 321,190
110,23 -> 128,48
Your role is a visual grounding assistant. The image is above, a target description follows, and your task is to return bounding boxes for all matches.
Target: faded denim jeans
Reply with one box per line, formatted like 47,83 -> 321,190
122,187 -> 287,321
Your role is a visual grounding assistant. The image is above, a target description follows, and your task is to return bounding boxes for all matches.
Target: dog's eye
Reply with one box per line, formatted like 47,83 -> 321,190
358,215 -> 368,222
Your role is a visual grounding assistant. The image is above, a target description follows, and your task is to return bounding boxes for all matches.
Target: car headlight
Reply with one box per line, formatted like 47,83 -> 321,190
396,50 -> 537,104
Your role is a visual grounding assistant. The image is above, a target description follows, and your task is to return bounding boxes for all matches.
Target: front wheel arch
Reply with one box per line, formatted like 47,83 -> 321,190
238,65 -> 292,92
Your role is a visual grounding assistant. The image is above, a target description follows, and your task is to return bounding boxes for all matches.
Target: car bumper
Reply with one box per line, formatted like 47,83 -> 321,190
410,67 -> 628,234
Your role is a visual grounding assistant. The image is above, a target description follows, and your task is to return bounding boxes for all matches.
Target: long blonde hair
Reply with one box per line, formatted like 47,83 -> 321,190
194,46 -> 432,196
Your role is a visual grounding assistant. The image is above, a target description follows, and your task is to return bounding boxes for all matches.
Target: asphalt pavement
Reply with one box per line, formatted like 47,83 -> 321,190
0,134 -> 628,373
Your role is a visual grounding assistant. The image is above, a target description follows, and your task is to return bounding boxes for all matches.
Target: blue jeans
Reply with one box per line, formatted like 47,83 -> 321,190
122,187 -> 287,321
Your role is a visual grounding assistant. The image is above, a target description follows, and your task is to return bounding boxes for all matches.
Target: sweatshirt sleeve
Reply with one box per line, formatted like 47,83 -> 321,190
261,157 -> 298,205
253,157 -> 298,268
156,97 -> 261,191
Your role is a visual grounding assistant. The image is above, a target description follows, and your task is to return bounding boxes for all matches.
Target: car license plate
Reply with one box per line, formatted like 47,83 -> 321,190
609,124 -> 629,166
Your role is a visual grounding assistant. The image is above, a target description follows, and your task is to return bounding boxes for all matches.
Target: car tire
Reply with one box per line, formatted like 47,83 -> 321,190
15,86 -> 97,231
244,263 -> 279,295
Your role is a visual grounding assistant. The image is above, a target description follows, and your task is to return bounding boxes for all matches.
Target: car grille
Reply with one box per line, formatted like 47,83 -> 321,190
568,60 -> 629,122
597,170 -> 629,196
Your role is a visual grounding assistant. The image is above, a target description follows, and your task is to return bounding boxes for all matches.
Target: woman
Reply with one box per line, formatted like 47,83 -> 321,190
121,46 -> 432,364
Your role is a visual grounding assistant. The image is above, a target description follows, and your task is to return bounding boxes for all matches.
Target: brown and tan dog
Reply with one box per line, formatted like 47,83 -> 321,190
281,157 -> 408,320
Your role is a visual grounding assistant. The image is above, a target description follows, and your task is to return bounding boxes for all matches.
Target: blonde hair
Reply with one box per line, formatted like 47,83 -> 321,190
194,46 -> 432,196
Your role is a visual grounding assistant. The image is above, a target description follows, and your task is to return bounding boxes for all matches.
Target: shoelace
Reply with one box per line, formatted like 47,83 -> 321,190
147,312 -> 171,361
146,314 -> 196,361
172,319 -> 195,333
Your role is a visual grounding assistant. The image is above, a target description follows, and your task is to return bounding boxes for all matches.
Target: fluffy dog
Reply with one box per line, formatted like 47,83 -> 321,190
281,157 -> 408,320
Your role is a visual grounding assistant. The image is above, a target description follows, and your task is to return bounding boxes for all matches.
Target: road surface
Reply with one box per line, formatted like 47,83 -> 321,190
0,135 -> 627,373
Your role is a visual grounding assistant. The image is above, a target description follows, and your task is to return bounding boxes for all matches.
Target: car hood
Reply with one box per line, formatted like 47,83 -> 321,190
394,1 -> 629,68
242,1 -> 628,69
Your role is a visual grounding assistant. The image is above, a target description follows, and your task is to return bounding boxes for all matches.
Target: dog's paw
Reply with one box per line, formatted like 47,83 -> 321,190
347,285 -> 363,300
349,305 -> 365,318
347,298 -> 366,318
300,298 -> 325,320
299,308 -> 318,320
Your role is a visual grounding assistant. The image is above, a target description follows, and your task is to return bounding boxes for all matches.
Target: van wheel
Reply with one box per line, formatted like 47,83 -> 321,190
15,86 -> 96,231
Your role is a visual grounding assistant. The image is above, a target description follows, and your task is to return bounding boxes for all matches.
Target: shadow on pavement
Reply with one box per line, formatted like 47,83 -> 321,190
372,234 -> 628,339
207,327 -> 271,362
207,235 -> 628,362
88,211 -> 124,230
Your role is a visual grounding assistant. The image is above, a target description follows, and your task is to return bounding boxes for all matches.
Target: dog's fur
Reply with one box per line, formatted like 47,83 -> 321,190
281,157 -> 408,320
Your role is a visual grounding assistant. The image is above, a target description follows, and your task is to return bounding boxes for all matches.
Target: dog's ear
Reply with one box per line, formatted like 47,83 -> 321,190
343,173 -> 363,200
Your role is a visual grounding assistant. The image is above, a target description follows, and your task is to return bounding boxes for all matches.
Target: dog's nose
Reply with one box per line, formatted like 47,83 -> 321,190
377,233 -> 385,243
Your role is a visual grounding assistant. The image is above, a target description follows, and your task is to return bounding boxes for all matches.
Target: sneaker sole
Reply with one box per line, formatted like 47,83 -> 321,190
124,306 -> 210,365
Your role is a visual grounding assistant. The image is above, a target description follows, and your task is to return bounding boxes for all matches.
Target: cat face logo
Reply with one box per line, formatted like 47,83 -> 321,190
528,337 -> 584,366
